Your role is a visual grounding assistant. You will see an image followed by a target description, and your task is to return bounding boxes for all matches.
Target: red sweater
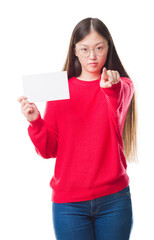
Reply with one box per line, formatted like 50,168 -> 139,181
28,75 -> 134,203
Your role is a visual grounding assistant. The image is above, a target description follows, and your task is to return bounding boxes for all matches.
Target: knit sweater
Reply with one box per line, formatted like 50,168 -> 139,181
27,75 -> 134,203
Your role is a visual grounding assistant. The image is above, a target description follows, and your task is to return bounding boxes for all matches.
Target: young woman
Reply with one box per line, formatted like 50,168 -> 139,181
18,18 -> 137,240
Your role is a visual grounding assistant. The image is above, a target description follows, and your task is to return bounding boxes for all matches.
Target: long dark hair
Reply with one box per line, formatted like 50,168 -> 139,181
63,18 -> 138,163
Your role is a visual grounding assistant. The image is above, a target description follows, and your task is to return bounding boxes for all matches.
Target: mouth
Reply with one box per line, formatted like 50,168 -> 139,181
88,62 -> 98,66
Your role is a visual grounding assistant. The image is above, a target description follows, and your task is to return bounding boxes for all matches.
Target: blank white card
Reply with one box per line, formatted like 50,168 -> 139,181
22,71 -> 70,102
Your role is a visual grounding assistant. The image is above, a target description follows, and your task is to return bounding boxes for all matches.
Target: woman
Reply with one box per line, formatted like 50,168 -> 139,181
18,17 -> 137,240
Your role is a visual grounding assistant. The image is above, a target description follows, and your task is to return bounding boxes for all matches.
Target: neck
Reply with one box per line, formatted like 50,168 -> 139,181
77,71 -> 101,81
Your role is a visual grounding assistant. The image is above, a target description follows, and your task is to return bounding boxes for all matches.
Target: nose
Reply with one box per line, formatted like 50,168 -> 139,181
89,49 -> 96,59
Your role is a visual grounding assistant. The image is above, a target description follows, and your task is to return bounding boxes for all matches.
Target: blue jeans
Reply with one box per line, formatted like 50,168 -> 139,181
52,185 -> 133,240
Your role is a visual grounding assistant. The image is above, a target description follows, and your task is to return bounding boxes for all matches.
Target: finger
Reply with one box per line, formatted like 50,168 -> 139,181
23,103 -> 32,111
104,81 -> 112,88
17,96 -> 27,103
116,71 -> 120,82
112,71 -> 117,84
107,70 -> 114,83
25,107 -> 34,114
102,67 -> 108,81
101,79 -> 112,88
110,71 -> 120,84
20,98 -> 28,106
21,99 -> 30,108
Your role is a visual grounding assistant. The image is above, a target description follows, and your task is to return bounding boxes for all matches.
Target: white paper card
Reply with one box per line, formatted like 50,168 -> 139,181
22,71 -> 70,102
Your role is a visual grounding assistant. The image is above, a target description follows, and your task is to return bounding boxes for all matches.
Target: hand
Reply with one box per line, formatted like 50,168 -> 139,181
100,67 -> 120,88
17,96 -> 39,122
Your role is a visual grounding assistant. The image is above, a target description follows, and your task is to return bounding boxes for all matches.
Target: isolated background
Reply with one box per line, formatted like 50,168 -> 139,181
0,0 -> 153,239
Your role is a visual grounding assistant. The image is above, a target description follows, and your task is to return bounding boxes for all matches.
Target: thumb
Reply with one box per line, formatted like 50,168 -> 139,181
17,96 -> 27,103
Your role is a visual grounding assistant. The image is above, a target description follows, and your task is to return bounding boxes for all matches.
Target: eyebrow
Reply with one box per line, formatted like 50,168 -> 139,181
78,41 -> 106,47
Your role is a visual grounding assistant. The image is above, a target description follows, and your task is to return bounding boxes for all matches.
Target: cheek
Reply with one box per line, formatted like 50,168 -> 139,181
98,53 -> 108,66
78,57 -> 87,67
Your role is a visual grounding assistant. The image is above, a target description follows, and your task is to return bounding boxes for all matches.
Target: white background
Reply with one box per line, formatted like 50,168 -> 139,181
0,0 -> 153,239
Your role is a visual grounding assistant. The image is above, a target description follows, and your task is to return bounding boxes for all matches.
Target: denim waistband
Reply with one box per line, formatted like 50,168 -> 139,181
118,185 -> 130,194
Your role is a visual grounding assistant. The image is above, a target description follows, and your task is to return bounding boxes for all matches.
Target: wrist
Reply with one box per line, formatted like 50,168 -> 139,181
27,111 -> 41,123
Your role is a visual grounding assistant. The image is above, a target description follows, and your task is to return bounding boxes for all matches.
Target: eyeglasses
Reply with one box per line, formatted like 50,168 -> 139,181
75,44 -> 108,58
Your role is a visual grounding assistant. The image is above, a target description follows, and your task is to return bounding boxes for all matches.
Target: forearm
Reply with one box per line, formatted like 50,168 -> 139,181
27,112 -> 58,159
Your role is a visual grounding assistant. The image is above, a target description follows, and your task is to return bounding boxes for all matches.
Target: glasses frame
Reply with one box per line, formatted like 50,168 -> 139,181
75,43 -> 108,58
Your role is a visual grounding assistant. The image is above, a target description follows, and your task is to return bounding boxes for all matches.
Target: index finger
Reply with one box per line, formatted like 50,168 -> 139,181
102,67 -> 108,81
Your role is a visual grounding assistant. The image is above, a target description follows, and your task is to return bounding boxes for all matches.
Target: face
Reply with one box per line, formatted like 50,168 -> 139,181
75,30 -> 109,77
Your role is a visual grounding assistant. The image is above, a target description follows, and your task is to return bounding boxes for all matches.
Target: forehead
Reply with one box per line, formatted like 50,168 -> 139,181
76,31 -> 108,46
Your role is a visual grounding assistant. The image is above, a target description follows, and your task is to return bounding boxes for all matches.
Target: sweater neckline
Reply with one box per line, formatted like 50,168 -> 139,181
71,76 -> 101,86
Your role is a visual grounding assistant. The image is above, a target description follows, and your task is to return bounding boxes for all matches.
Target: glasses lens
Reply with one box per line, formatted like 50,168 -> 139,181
95,46 -> 104,56
78,47 -> 89,57
76,44 -> 107,57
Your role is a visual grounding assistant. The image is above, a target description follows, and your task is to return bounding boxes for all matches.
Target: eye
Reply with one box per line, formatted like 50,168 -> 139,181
81,48 -> 87,52
96,46 -> 103,51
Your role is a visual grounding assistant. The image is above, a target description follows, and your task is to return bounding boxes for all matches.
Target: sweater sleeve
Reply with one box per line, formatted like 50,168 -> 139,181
27,101 -> 59,159
100,77 -> 134,135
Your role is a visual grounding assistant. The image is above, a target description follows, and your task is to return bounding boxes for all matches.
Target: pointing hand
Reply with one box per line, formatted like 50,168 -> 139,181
100,67 -> 120,88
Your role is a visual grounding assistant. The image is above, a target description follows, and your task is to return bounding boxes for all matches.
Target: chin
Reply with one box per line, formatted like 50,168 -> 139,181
88,69 -> 101,74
